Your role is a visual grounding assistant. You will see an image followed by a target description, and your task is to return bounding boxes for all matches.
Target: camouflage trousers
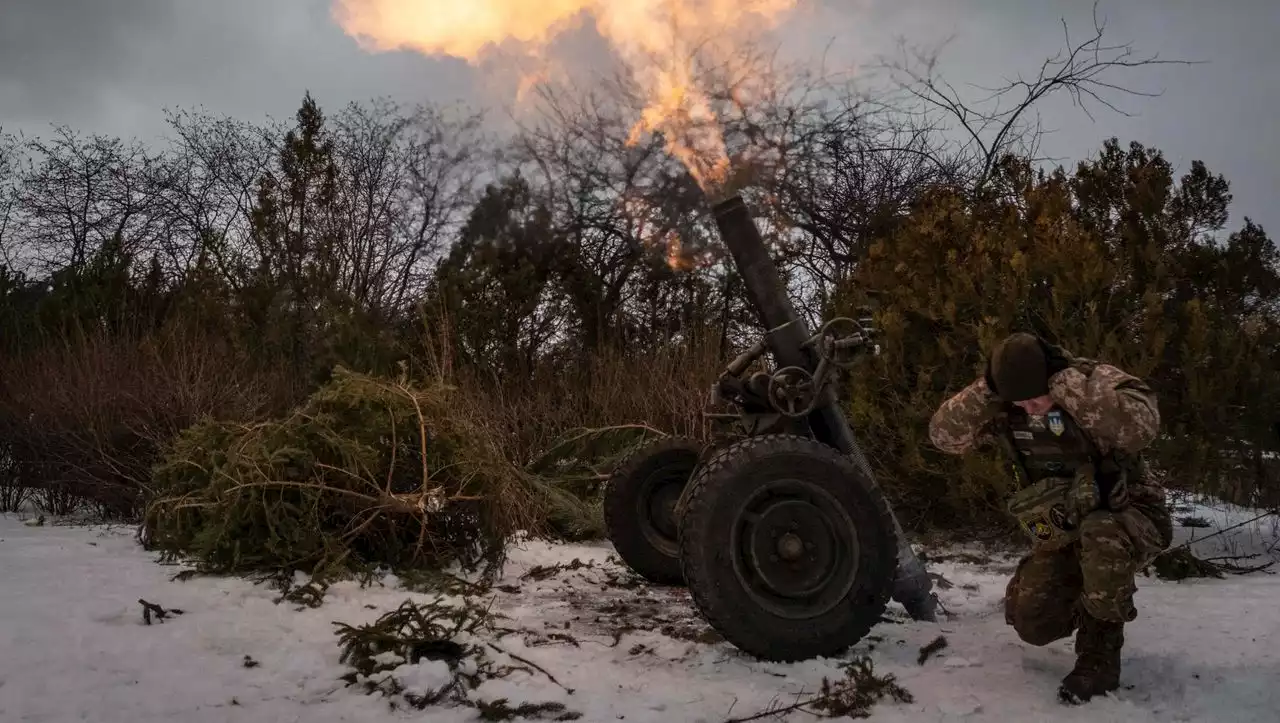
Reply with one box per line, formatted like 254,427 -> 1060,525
1004,504 -> 1170,645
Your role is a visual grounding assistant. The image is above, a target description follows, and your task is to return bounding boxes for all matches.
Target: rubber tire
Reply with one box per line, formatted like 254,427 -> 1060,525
677,434 -> 898,662
603,436 -> 704,585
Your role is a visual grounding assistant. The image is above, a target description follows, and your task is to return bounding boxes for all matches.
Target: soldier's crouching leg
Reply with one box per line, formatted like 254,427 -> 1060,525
1078,507 -> 1164,623
1004,545 -> 1083,646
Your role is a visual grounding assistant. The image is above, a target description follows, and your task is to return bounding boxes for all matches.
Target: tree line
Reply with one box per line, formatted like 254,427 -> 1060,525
0,23 -> 1275,530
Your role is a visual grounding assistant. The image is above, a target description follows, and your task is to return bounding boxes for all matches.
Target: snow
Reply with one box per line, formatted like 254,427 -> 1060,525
1165,490 -> 1280,562
1,495 -> 1278,723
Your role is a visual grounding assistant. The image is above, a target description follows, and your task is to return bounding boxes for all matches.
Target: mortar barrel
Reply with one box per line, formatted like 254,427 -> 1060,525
710,194 -> 937,622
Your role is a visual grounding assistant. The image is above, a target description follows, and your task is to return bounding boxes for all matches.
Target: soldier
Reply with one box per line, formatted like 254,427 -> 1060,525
928,332 -> 1173,704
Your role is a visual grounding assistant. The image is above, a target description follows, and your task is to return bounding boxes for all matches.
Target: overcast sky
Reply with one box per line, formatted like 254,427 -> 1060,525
2,0 -> 1276,232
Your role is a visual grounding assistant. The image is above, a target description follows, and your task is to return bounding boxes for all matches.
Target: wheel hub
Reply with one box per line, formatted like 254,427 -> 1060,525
730,478 -> 861,620
777,532 -> 804,561
646,479 -> 682,540
635,464 -> 691,557
747,499 -> 838,599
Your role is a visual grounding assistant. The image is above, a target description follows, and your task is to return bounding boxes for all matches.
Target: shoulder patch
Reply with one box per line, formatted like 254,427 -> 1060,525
1047,410 -> 1065,436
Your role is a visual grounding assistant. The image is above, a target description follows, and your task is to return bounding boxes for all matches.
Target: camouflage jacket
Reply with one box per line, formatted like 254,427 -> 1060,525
928,351 -> 1161,462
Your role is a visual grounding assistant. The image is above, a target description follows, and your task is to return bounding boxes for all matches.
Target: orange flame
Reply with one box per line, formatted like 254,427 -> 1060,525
663,232 -> 705,272
331,0 -> 798,195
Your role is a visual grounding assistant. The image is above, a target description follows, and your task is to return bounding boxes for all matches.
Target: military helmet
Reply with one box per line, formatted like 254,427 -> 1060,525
989,332 -> 1050,402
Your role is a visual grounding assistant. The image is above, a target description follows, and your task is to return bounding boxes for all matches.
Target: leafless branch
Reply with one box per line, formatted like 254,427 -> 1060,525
873,0 -> 1202,192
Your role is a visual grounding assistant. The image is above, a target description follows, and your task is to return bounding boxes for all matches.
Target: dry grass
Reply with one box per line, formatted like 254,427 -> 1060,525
440,337 -> 725,469
0,321 -> 297,518
0,300 -> 727,563
0,302 -> 1021,543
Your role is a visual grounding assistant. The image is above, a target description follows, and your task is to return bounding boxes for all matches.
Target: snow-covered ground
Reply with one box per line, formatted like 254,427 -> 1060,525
1,493 -> 1277,723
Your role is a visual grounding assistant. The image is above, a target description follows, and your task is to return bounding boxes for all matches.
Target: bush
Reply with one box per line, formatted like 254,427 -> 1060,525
142,366 -> 598,579
833,145 -> 1280,529
0,323 -> 294,518
453,338 -> 724,468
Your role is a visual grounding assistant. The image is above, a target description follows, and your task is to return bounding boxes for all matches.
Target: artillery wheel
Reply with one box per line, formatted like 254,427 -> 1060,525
603,436 -> 704,585
677,434 -> 898,661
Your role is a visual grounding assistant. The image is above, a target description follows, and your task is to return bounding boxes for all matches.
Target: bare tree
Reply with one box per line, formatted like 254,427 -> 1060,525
13,126 -> 164,275
693,51 -> 963,292
331,98 -> 487,315
654,5 -> 1197,319
147,98 -> 486,316
0,129 -> 19,268
511,78 -> 721,349
505,42 -> 948,348
877,0 -> 1197,193
148,108 -> 282,287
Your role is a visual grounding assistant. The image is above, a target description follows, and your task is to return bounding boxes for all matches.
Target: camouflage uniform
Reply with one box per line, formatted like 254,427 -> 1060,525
929,345 -> 1173,703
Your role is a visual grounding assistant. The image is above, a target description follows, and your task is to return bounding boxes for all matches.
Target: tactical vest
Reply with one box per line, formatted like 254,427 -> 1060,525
996,406 -> 1110,549
1003,407 -> 1099,486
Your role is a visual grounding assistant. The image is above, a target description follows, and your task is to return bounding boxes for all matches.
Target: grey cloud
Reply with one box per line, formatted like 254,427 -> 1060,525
0,0 -> 477,138
0,0 -> 1275,230
0,0 -> 177,118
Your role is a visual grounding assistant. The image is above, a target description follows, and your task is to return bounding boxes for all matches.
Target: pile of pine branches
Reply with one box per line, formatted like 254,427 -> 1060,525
141,366 -> 610,580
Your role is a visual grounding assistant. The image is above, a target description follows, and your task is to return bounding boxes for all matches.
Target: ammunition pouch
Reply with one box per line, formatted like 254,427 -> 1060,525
1007,464 -> 1107,551
1007,476 -> 1080,551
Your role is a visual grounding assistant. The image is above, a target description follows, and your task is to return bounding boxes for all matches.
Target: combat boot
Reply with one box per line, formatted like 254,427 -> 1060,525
1058,611 -> 1123,704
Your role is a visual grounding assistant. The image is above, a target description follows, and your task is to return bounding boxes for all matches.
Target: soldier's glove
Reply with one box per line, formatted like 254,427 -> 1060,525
978,378 -> 1007,428
1097,459 -> 1130,512
1038,338 -> 1072,376
983,359 -> 1001,400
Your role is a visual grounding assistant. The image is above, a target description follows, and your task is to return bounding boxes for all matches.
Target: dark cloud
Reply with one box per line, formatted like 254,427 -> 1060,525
0,0 -> 177,117
0,0 -> 478,137
0,0 -> 1275,229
